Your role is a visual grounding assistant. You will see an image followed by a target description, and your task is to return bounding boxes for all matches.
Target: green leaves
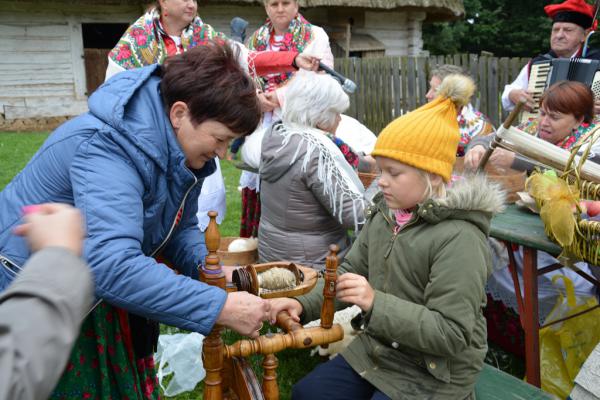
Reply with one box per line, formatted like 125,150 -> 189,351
423,0 -> 553,57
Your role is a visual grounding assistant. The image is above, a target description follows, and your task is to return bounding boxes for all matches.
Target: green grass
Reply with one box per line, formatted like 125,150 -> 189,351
0,132 -> 49,189
0,131 -> 525,398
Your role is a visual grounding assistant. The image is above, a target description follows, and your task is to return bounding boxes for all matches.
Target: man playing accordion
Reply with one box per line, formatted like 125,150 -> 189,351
502,0 -> 600,112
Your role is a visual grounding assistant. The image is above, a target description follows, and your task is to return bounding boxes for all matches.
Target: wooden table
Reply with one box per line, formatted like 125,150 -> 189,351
490,205 -> 558,387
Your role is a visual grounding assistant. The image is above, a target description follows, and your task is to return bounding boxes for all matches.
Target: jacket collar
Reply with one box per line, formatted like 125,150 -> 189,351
373,175 -> 506,235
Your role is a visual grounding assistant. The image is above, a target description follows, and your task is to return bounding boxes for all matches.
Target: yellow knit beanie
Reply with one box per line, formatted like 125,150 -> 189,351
371,74 -> 475,182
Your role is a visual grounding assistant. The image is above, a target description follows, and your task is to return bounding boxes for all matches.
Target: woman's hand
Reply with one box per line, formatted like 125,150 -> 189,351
257,91 -> 279,113
336,273 -> 374,313
294,53 -> 320,71
14,203 -> 85,256
216,292 -> 271,338
464,145 -> 486,170
268,298 -> 303,323
489,148 -> 516,169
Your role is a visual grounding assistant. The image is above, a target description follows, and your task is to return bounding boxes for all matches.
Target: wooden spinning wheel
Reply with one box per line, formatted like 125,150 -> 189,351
200,211 -> 345,400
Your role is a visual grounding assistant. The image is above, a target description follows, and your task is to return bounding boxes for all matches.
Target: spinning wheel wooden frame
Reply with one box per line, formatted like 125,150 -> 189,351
200,211 -> 344,400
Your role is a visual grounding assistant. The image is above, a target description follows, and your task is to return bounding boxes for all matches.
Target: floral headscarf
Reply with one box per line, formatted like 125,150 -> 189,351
108,8 -> 225,69
247,14 -> 313,90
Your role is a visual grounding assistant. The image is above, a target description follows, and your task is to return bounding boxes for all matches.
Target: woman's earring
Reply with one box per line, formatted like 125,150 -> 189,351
163,10 -> 169,17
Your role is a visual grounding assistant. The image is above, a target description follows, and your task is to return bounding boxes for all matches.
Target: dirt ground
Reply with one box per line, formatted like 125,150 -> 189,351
0,114 -> 71,132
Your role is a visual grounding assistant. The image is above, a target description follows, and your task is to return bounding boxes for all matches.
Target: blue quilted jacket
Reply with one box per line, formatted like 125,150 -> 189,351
0,65 -> 226,334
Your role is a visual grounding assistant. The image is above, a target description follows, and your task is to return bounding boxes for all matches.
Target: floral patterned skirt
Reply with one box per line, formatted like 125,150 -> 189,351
484,294 -> 525,358
50,302 -> 160,400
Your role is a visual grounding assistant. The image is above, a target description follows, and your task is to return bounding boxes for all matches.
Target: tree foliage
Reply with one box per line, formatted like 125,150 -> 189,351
423,0 -> 556,57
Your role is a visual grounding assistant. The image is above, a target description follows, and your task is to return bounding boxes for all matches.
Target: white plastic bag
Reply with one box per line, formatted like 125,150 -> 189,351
155,333 -> 205,397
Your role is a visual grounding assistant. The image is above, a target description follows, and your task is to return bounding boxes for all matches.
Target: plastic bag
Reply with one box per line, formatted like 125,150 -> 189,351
155,333 -> 205,397
540,275 -> 600,398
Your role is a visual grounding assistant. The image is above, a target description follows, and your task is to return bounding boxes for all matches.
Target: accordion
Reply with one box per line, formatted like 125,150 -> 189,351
520,58 -> 600,123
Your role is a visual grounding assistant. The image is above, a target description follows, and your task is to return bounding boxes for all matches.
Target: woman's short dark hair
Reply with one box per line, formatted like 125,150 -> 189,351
160,40 -> 261,136
541,81 -> 595,123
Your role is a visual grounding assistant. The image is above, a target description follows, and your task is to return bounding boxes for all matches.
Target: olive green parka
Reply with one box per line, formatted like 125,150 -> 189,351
296,175 -> 506,399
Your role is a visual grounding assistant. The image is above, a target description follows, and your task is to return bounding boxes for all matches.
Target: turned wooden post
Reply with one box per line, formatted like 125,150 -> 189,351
320,244 -> 339,329
319,245 -> 339,356
262,349 -> 279,400
201,211 -> 226,400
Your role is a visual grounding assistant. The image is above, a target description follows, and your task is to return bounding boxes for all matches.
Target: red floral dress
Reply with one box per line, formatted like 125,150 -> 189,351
50,304 -> 159,399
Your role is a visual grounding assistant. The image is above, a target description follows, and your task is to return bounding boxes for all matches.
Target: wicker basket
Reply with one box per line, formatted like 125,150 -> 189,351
533,176 -> 600,265
218,237 -> 258,266
527,142 -> 600,265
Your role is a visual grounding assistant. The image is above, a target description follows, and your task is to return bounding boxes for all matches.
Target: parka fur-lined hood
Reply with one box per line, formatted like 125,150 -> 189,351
375,174 -> 506,236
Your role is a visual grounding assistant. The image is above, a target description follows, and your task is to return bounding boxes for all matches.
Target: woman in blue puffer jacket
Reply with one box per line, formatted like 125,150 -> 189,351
0,41 -> 275,398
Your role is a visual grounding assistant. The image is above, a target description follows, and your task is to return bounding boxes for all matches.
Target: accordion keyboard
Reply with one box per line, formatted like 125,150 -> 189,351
518,58 -> 600,124
519,62 -> 551,124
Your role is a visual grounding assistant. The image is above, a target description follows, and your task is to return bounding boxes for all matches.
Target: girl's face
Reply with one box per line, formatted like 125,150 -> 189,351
537,104 -> 584,144
376,157 -> 431,210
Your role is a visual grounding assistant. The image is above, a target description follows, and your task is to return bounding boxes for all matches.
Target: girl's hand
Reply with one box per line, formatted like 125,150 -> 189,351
257,91 -> 278,112
336,273 -> 374,312
268,298 -> 303,324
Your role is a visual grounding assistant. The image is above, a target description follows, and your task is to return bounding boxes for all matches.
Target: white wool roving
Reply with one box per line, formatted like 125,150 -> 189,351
258,268 -> 297,291
304,305 -> 361,358
227,238 -> 258,252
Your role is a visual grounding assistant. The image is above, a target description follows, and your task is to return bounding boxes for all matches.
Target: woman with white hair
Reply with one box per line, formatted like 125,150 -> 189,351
258,71 -> 366,269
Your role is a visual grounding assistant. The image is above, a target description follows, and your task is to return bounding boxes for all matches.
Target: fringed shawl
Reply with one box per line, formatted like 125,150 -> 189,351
273,123 -> 366,231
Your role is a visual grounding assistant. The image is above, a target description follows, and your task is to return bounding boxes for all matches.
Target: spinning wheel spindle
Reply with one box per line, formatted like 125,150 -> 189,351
320,244 -> 339,356
201,211 -> 226,400
477,100 -> 525,173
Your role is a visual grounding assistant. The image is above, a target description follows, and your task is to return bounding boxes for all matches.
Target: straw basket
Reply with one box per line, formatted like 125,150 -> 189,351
218,237 -> 258,266
528,146 -> 600,265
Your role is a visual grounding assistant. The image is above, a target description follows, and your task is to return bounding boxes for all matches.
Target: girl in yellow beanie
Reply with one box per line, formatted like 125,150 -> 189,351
269,75 -> 506,400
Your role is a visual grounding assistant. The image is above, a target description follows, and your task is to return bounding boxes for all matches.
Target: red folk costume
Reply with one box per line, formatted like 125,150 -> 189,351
239,13 -> 334,238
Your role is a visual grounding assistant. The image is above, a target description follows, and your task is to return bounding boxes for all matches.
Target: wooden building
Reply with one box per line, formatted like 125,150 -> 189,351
0,0 -> 463,121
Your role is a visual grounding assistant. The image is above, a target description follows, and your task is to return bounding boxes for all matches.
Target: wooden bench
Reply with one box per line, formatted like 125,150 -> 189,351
475,364 -> 554,399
